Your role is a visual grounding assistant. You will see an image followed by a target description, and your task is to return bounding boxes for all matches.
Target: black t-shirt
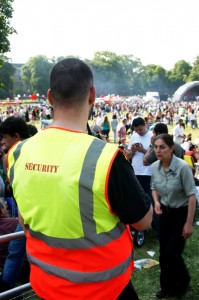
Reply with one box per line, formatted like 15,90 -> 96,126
108,150 -> 151,224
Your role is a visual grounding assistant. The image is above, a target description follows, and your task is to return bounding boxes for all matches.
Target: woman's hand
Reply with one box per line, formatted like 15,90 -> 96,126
182,194 -> 196,239
154,201 -> 163,215
152,190 -> 162,214
182,222 -> 193,240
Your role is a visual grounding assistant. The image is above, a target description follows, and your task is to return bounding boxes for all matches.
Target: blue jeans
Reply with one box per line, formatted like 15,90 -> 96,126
1,223 -> 26,288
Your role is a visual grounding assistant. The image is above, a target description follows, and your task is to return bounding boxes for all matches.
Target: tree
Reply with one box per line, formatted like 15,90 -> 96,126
87,51 -> 143,96
22,55 -> 53,95
142,64 -> 168,94
187,56 -> 199,81
117,54 -> 143,95
168,60 -> 192,93
87,51 -> 122,96
50,55 -> 80,64
0,61 -> 15,99
0,0 -> 16,65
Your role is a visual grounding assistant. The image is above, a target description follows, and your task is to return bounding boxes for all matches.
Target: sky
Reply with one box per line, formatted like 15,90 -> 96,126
6,0 -> 199,70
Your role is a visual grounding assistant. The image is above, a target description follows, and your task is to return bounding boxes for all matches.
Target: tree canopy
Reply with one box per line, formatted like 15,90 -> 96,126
0,0 -> 16,64
22,55 -> 53,95
188,56 -> 199,81
0,52 -> 198,99
0,61 -> 15,98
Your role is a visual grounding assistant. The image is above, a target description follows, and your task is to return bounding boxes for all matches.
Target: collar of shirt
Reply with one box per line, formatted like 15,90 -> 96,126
157,154 -> 178,176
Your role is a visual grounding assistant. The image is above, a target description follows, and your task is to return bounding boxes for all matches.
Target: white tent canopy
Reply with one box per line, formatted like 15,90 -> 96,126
173,81 -> 199,101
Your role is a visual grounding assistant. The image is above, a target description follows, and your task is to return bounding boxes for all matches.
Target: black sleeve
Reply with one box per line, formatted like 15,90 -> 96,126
108,150 -> 151,224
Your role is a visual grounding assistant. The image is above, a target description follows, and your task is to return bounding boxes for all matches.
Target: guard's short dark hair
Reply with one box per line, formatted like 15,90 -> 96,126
132,117 -> 145,127
27,124 -> 38,137
0,116 -> 30,139
154,123 -> 168,135
50,58 -> 93,109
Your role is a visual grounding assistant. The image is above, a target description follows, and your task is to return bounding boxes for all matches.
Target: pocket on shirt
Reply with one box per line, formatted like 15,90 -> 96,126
170,178 -> 181,185
154,179 -> 162,184
153,179 -> 162,188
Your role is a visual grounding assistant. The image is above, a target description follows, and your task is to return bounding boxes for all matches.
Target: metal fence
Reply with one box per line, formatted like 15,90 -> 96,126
0,231 -> 37,300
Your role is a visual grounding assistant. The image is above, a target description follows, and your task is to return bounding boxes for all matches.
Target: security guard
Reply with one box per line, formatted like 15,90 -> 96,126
8,58 -> 152,300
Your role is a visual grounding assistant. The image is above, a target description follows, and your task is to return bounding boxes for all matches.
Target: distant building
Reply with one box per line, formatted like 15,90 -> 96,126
12,63 -> 30,96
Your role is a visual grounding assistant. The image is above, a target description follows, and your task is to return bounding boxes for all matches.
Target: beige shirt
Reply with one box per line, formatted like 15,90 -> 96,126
151,155 -> 196,208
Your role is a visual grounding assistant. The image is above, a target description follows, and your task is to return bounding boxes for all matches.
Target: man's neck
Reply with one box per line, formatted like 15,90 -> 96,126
50,109 -> 88,132
50,120 -> 86,132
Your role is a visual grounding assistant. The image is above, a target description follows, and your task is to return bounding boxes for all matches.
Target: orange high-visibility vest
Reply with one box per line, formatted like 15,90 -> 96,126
8,127 -> 133,300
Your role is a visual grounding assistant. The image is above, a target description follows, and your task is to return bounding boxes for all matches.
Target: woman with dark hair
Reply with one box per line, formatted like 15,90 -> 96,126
101,115 -> 110,142
151,134 -> 196,299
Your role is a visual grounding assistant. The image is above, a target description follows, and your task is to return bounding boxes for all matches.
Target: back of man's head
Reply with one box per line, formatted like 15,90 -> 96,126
0,116 -> 30,140
50,58 -> 94,109
27,124 -> 38,137
153,123 -> 168,135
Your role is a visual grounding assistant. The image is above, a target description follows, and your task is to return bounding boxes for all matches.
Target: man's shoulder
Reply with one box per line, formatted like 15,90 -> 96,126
142,130 -> 153,141
174,142 -> 184,152
147,130 -> 153,137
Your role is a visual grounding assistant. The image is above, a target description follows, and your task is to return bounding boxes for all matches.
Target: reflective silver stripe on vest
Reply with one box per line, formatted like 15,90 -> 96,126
9,139 -> 29,187
11,138 -> 126,249
27,251 -> 132,283
26,221 -> 125,249
79,138 -> 105,237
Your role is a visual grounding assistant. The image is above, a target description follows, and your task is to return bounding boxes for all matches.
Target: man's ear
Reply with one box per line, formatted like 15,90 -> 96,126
47,89 -> 54,106
14,133 -> 21,141
89,86 -> 96,105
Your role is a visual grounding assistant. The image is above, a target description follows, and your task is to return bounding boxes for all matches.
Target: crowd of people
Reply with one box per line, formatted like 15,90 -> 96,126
0,102 -> 53,126
0,58 -> 198,299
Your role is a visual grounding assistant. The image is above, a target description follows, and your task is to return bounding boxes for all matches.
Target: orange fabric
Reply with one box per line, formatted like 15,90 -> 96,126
30,263 -> 133,300
46,126 -> 86,134
26,229 -> 133,271
26,227 -> 133,299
